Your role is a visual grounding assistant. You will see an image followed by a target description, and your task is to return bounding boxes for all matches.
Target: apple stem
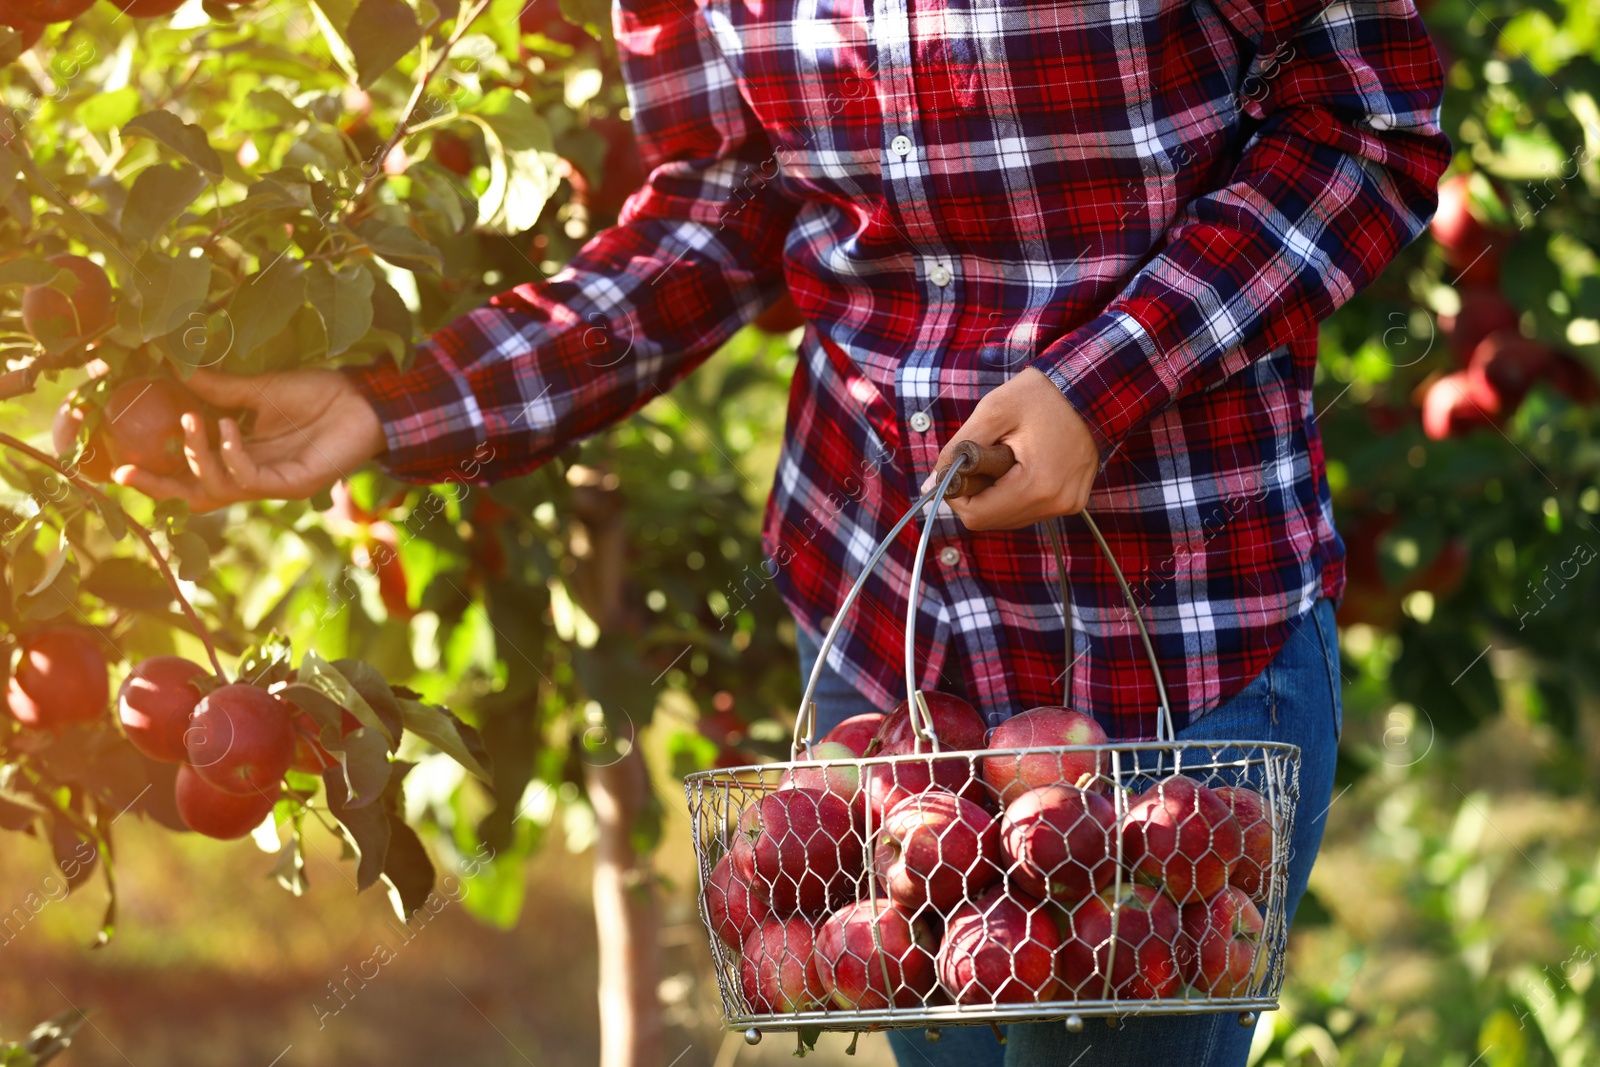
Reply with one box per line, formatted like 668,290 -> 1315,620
0,432 -> 229,682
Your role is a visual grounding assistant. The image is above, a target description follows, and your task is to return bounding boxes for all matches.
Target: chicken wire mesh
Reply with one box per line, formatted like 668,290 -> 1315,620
685,445 -> 1305,1034
686,739 -> 1300,1032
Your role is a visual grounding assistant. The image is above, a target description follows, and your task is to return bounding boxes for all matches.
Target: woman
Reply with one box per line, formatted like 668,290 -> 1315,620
116,0 -> 1449,1061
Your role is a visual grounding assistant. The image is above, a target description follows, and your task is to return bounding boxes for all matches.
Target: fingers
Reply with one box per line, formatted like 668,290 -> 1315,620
110,465 -> 224,512
215,417 -> 261,486
181,412 -> 246,504
184,368 -> 262,408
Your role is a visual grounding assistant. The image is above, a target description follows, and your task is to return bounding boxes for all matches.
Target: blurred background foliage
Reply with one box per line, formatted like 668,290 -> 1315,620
0,0 -> 1597,1062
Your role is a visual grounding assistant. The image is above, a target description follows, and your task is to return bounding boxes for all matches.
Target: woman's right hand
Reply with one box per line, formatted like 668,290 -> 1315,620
112,367 -> 389,511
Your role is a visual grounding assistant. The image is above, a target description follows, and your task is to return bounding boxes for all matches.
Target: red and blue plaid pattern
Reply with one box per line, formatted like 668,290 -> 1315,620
348,0 -> 1450,738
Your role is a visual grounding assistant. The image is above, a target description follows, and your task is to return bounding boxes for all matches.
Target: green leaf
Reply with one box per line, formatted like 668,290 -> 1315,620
331,658 -> 404,741
307,263 -> 374,356
227,257 -> 308,359
122,164 -> 209,245
323,764 -> 390,889
135,252 -> 211,343
472,92 -> 561,234
169,530 -> 210,582
398,698 -> 493,782
557,0 -> 612,44
380,814 -> 436,919
349,220 -> 442,274
82,557 -> 173,613
77,88 -> 142,135
345,0 -> 423,88
297,650 -> 396,745
0,258 -> 64,288
123,111 -> 225,178
367,271 -> 416,366
336,727 -> 393,807
235,632 -> 296,690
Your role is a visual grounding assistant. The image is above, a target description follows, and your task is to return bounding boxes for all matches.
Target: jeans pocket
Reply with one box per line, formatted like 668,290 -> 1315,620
1310,599 -> 1343,744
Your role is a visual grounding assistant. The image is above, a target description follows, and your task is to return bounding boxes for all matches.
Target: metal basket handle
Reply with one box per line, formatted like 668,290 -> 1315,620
792,443 -> 1175,757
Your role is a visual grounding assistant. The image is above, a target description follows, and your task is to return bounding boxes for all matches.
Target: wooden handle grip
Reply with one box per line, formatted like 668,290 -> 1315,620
938,441 -> 1016,498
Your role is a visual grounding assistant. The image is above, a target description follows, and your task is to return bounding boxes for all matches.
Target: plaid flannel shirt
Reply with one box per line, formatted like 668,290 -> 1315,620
348,0 -> 1450,738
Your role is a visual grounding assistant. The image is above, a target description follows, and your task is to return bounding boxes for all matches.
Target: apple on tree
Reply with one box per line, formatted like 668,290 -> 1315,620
730,787 -> 862,916
174,763 -> 281,840
1055,882 -> 1183,999
20,254 -> 111,343
705,853 -> 771,951
184,683 -> 297,796
117,655 -> 208,763
1177,885 -> 1264,997
937,886 -> 1062,1004
1000,784 -> 1118,903
5,625 -> 109,732
740,917 -> 829,1014
814,897 -> 938,1010
1210,786 -> 1272,901
1120,775 -> 1243,904
980,705 -> 1108,808
873,789 -> 1002,912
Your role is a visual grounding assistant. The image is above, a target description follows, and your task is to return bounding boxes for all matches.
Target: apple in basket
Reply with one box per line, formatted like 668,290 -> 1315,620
1000,784 -> 1118,903
1211,786 -> 1273,902
873,790 -> 1002,912
936,886 -> 1062,1005
1120,775 -> 1243,904
780,741 -> 865,824
814,898 -> 939,1010
741,917 -> 829,1013
981,706 -> 1109,808
1055,882 -> 1183,1000
706,853 -> 771,950
864,692 -> 990,819
821,712 -> 885,756
731,787 -> 862,916
1177,885 -> 1265,997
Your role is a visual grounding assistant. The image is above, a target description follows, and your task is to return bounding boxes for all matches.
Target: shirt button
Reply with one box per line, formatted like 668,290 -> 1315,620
909,411 -> 932,432
890,134 -> 913,157
938,546 -> 962,568
929,264 -> 952,287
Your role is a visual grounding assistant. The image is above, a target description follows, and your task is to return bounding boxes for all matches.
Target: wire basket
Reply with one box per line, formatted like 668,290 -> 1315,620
685,443 -> 1302,1042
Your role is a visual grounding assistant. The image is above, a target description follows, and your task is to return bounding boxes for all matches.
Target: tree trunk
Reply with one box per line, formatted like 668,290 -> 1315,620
586,749 -> 664,1067
571,468 -> 663,1067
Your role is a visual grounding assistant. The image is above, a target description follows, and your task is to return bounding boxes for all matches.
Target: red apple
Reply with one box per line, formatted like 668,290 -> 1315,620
184,684 -> 296,796
174,763 -> 281,840
1432,173 -> 1506,285
1120,776 -> 1243,904
1422,370 -> 1500,440
1055,882 -> 1183,1000
870,691 -> 987,755
1211,786 -> 1272,901
21,254 -> 111,342
1468,330 -> 1553,409
706,853 -> 771,951
1000,784 -> 1118,903
740,917 -> 828,1014
731,787 -> 862,916
1439,288 -> 1518,365
873,790 -> 1001,912
117,656 -> 207,763
780,741 -> 864,823
1177,885 -> 1264,997
864,693 -> 990,819
5,626 -> 109,732
981,705 -> 1109,808
937,886 -> 1061,1004
814,898 -> 938,1009
1549,352 -> 1600,405
820,712 -> 884,756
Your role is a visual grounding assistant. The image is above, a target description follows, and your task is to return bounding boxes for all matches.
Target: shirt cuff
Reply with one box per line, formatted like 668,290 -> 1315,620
1029,308 -> 1170,460
341,341 -> 490,485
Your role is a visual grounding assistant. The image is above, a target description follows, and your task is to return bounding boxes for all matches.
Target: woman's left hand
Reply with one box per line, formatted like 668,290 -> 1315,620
931,367 -> 1101,531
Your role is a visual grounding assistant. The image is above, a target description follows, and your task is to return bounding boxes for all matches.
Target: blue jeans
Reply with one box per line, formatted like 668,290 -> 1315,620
795,598 -> 1343,1067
